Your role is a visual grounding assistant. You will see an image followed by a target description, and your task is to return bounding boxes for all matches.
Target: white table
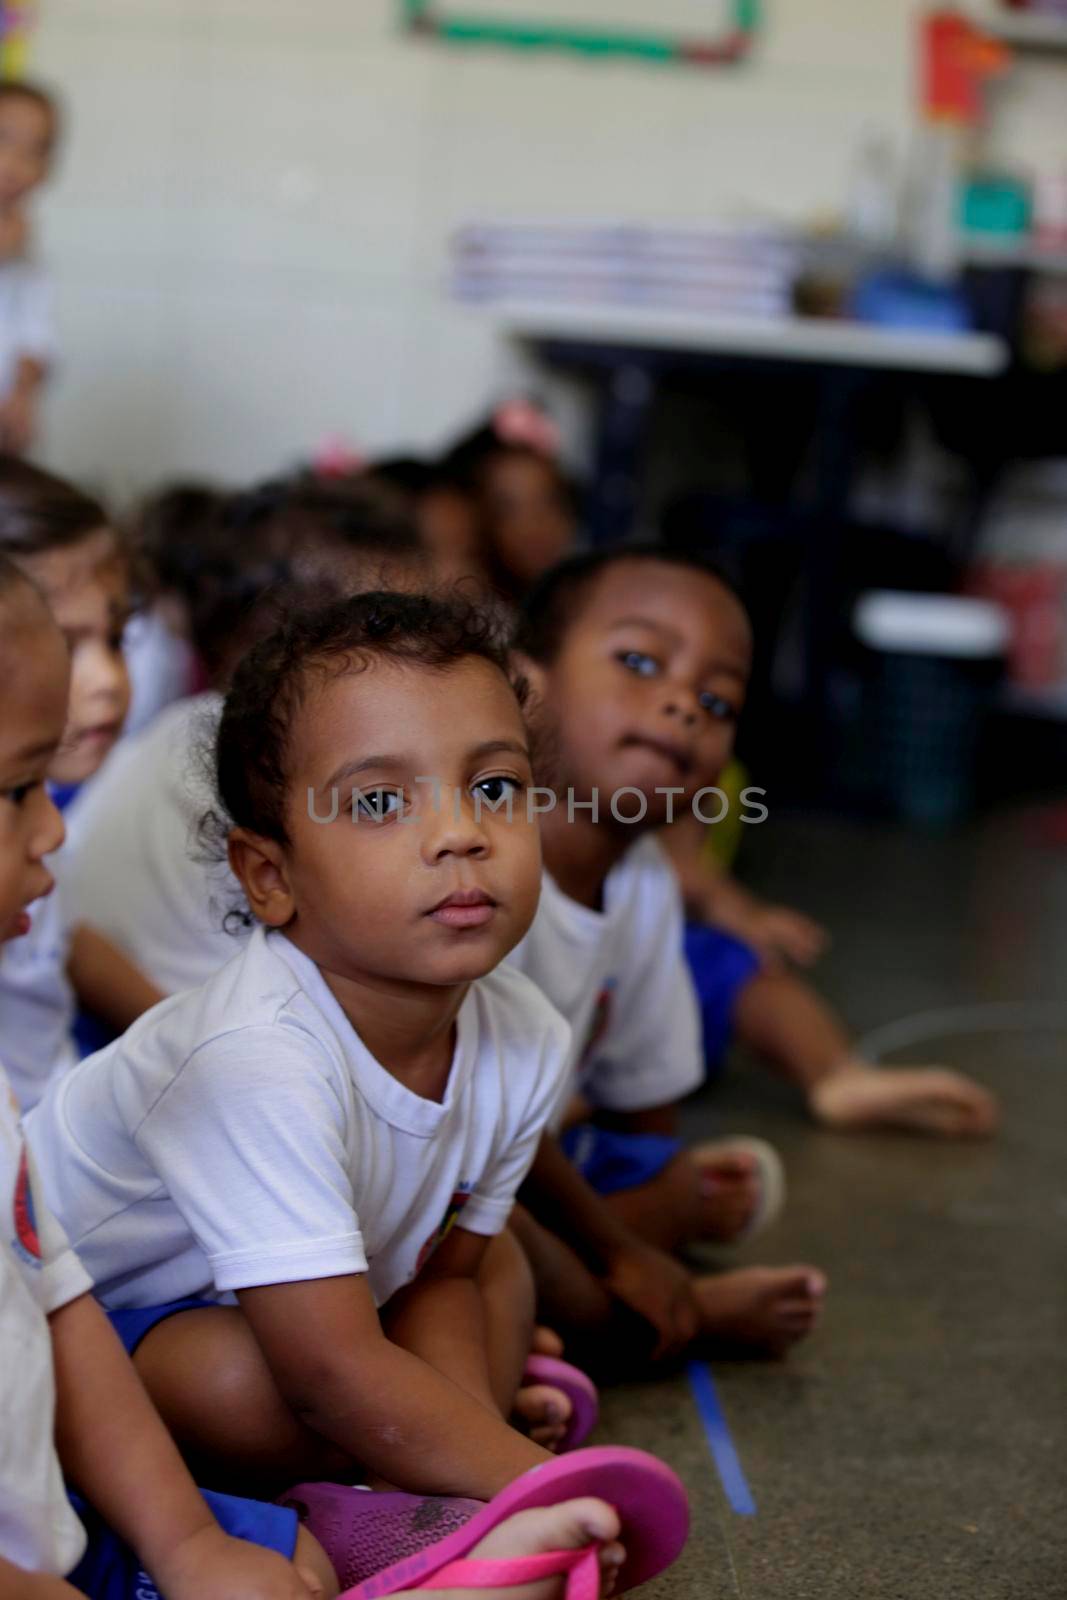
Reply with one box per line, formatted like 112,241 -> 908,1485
501,300 -> 1008,377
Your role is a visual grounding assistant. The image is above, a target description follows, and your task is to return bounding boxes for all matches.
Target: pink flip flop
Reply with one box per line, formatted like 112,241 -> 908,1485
335,1446 -> 690,1600
522,1355 -> 599,1451
278,1482 -> 483,1592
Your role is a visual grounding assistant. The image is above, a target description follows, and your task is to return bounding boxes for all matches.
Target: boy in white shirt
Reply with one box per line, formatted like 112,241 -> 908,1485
30,590 -> 582,1504
506,545 -> 997,1368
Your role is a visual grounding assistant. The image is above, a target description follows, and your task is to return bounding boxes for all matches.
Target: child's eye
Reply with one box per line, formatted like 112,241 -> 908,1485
1,781 -> 36,807
474,775 -> 523,806
699,691 -> 737,721
617,649 -> 659,678
353,787 -> 404,823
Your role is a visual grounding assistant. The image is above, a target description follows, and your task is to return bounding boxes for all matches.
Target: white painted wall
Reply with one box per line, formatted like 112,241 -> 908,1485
29,0 -> 1061,497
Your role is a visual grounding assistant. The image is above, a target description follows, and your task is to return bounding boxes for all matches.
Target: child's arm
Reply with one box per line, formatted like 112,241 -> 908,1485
385,1225 -> 502,1410
67,922 -> 164,1032
0,354 -> 46,453
659,813 -> 827,970
657,810 -> 720,922
731,968 -> 1000,1137
520,1133 -> 698,1358
237,1271 -> 549,1500
0,1556 -> 81,1598
50,1293 -> 320,1600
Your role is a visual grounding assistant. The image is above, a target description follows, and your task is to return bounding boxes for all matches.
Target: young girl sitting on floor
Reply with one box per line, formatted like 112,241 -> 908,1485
28,591 -> 586,1503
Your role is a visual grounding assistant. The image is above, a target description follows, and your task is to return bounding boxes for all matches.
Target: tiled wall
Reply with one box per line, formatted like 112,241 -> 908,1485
30,1 -> 1057,496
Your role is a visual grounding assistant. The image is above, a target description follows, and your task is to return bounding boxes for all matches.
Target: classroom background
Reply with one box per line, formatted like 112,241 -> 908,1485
17,1 -> 1067,1595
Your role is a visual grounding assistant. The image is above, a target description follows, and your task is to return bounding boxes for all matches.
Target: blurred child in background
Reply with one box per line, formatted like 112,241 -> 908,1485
0,457 -> 162,1109
65,474 -> 424,994
120,482 -> 220,737
440,401 -> 579,604
0,82 -> 59,452
362,455 -> 483,590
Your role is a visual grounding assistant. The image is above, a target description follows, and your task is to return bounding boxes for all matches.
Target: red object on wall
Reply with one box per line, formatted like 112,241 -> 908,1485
920,11 -> 1009,125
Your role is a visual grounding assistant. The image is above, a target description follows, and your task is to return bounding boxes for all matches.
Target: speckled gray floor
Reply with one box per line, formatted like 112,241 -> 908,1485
600,809 -> 1067,1599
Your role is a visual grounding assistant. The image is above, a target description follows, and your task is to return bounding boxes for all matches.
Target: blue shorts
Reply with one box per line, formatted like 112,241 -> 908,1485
682,922 -> 761,1078
108,1296 -> 219,1356
562,1125 -> 684,1196
67,1489 -> 298,1598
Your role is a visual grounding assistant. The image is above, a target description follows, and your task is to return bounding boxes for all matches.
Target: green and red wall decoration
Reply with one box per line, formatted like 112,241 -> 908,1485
402,0 -> 761,67
1,1 -> 37,78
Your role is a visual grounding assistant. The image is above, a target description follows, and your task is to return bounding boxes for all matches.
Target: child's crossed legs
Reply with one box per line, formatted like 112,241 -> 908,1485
122,1232 -> 571,1501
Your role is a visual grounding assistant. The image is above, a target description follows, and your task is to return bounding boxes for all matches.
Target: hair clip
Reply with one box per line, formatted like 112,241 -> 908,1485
492,400 -> 561,460
313,435 -> 367,479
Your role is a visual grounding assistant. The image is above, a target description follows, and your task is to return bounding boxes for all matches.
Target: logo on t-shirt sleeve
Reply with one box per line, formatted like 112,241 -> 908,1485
11,1143 -> 42,1269
415,1186 -> 473,1275
579,978 -> 617,1066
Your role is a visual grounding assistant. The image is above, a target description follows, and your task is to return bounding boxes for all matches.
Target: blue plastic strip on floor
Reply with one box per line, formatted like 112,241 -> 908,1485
686,1360 -> 757,1515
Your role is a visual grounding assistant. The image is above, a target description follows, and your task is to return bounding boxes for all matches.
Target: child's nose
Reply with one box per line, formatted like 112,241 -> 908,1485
421,791 -> 491,861
660,686 -> 700,725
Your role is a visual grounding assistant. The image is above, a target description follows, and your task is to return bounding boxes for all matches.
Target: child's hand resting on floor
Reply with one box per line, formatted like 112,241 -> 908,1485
735,903 -> 828,974
808,1062 -> 1000,1138
603,1239 -> 700,1359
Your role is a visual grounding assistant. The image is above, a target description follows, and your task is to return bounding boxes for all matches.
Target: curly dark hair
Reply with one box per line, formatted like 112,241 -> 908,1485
141,473 -> 424,680
211,588 -> 528,852
514,543 -> 746,665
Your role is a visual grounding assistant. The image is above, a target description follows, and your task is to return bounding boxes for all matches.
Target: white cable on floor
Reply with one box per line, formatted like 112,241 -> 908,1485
857,1001 -> 1067,1062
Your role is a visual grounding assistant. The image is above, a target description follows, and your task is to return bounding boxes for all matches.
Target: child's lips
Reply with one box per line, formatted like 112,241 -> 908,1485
426,889 -> 498,929
77,721 -> 121,749
621,734 -> 693,776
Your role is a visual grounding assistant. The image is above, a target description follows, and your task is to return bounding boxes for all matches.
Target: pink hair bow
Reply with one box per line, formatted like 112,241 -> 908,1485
492,400 -> 561,459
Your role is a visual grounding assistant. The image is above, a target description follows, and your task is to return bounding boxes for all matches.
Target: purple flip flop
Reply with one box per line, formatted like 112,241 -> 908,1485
522,1355 -> 600,1451
329,1446 -> 690,1599
278,1482 -> 483,1593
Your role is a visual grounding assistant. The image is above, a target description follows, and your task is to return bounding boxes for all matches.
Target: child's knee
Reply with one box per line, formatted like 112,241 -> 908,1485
480,1226 -> 536,1318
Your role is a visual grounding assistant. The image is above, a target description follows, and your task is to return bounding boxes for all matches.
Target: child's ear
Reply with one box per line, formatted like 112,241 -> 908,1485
512,649 -> 547,702
228,828 -> 295,928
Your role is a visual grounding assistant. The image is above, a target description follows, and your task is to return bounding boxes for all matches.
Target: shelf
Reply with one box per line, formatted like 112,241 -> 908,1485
986,9 -> 1067,50
962,239 -> 1067,273
500,301 -> 1009,376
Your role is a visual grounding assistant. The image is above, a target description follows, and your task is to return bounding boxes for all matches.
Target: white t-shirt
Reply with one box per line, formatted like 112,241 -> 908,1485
0,886 -> 77,1113
508,836 -> 702,1118
121,609 -> 197,740
63,692 -> 243,993
0,258 -> 55,398
0,1065 -> 91,1577
28,926 -> 570,1311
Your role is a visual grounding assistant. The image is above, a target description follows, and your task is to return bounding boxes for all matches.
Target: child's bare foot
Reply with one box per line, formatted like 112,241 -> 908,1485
693,1266 -> 827,1357
810,1063 -> 1000,1138
513,1382 -> 572,1451
690,1138 -> 784,1243
426,1497 -> 625,1600
531,1325 -> 565,1358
